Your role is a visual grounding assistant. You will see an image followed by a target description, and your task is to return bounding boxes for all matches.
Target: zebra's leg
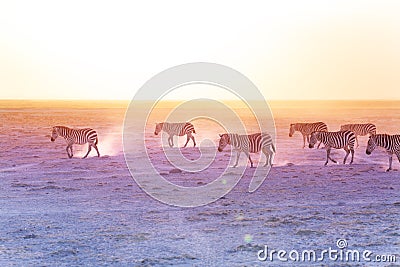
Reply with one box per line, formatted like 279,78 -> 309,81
387,152 -> 393,172
233,151 -> 241,168
66,146 -> 73,158
302,134 -> 306,148
262,148 -> 270,167
326,148 -> 337,165
83,144 -> 92,159
93,144 -> 100,157
350,148 -> 354,164
244,151 -> 254,168
68,145 -> 73,158
262,146 -> 274,167
324,148 -> 329,165
168,135 -> 174,147
191,135 -> 196,147
183,135 -> 190,148
343,147 -> 350,164
355,136 -> 359,148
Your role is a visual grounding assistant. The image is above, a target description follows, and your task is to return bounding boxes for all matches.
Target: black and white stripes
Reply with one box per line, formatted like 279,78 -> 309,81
289,122 -> 328,148
366,134 -> 400,171
218,133 -> 275,168
340,123 -> 376,147
51,126 -> 100,158
309,131 -> 356,165
154,122 -> 196,148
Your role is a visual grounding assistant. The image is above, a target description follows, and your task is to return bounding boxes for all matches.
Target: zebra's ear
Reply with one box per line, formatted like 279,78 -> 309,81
219,134 -> 223,137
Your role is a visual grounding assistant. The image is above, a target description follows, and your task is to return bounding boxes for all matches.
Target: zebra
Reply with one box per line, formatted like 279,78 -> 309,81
366,134 -> 400,172
50,126 -> 100,159
154,122 -> 196,148
340,123 -> 377,148
217,133 -> 275,168
289,122 -> 328,148
308,130 -> 356,165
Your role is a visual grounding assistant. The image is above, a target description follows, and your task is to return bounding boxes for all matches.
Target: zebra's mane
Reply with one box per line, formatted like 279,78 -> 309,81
54,125 -> 71,131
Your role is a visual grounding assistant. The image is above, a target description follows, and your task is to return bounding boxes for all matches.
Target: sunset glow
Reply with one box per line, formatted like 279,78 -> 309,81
1,1 -> 400,100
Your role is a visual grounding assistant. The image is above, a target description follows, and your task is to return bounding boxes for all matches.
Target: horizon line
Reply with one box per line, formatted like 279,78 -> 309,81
0,98 -> 399,102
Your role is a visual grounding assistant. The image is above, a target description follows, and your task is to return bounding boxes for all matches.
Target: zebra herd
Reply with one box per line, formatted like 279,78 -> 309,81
154,122 -> 275,168
289,122 -> 400,171
49,121 -> 400,172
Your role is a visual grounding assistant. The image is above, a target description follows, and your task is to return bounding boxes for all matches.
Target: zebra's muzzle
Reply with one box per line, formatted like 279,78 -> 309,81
218,148 -> 223,152
51,138 -> 55,142
366,150 -> 371,155
154,132 -> 158,135
308,144 -> 314,149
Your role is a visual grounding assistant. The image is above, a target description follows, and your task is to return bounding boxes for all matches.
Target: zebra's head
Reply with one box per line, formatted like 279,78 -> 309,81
289,124 -> 295,137
366,135 -> 377,155
308,132 -> 319,148
51,127 -> 59,142
218,134 -> 230,152
154,123 -> 163,135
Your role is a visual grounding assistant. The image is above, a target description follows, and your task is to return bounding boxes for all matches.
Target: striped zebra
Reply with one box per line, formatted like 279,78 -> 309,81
309,130 -> 356,165
217,133 -> 275,168
366,134 -> 400,172
289,122 -> 328,148
154,122 -> 196,148
50,126 -> 100,159
340,123 -> 377,148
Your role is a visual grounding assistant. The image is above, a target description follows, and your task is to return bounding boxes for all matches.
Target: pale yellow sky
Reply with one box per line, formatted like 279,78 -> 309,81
0,1 -> 399,100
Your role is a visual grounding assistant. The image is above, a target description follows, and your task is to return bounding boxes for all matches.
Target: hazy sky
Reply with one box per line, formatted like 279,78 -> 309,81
1,1 -> 400,100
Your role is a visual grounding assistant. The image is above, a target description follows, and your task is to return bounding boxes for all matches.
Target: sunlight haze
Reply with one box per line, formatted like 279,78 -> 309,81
1,1 -> 399,100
